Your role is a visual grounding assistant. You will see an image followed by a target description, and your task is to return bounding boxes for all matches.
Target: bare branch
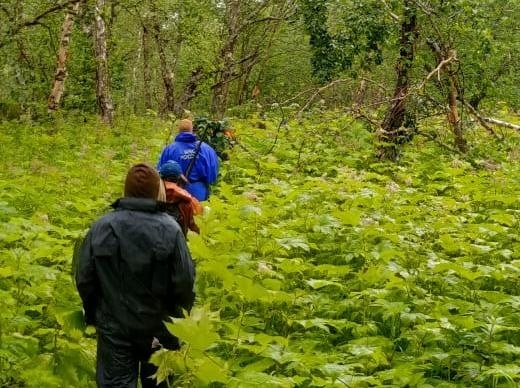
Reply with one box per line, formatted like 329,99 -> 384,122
418,53 -> 456,89
382,0 -> 399,22
246,15 -> 293,26
280,87 -> 317,105
21,0 -> 79,29
416,130 -> 462,154
297,79 -> 351,118
461,100 -> 500,138
477,114 -> 520,131
360,76 -> 390,94
350,107 -> 380,129
232,51 -> 259,67
0,0 -> 80,49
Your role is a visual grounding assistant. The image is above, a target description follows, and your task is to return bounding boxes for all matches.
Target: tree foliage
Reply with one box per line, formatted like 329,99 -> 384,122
1,0 -> 519,134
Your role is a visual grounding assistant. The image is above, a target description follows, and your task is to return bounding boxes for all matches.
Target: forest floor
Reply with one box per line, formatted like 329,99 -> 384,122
0,111 -> 519,387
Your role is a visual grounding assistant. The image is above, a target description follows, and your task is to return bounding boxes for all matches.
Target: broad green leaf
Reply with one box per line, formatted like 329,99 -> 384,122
149,348 -> 184,383
306,279 -> 344,290
194,358 -> 229,384
165,307 -> 219,351
333,209 -> 362,225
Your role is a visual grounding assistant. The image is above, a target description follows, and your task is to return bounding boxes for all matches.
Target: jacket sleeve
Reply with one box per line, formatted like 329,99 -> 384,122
75,230 -> 99,325
157,146 -> 172,169
170,230 -> 196,312
201,144 -> 219,185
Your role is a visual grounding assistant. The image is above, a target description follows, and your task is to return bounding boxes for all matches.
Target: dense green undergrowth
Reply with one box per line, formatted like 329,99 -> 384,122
0,111 -> 519,387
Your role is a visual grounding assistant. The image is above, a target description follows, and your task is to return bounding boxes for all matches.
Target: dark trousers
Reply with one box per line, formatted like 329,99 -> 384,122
96,331 -> 179,388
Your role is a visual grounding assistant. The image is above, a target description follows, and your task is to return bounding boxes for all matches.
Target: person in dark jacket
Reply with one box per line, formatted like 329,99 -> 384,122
157,119 -> 219,201
75,163 -> 195,388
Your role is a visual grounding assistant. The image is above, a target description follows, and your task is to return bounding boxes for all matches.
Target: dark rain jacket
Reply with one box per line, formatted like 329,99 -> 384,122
75,197 -> 195,338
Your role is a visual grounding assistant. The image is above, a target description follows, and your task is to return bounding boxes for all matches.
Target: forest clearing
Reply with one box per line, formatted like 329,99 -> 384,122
1,0 -> 520,387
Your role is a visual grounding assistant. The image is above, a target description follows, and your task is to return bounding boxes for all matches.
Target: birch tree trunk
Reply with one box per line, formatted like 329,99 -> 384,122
47,0 -> 82,113
93,0 -> 114,125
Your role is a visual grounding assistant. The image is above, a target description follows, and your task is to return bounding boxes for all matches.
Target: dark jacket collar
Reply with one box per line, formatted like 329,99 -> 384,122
111,197 -> 160,212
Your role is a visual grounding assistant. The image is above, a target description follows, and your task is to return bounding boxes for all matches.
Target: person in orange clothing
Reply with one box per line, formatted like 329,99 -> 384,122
158,160 -> 203,237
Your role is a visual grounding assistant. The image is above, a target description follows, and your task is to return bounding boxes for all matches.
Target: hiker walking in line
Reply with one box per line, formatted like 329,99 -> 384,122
157,119 -> 219,202
74,163 -> 195,388
158,160 -> 203,237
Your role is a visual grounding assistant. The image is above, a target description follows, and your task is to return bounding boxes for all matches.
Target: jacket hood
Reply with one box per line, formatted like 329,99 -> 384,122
175,132 -> 197,143
111,197 -> 159,212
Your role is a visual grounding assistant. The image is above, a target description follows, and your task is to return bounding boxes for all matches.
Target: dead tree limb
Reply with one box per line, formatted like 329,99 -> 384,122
280,86 -> 317,106
461,100 -> 500,138
478,115 -> 520,131
19,0 -> 79,29
419,54 -> 455,88
0,0 -> 79,49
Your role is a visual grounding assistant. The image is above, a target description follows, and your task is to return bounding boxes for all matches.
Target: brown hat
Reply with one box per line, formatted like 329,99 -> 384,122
178,119 -> 193,132
124,163 -> 160,199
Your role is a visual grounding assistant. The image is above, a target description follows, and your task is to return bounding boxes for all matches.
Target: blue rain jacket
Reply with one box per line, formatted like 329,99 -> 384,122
158,132 -> 219,201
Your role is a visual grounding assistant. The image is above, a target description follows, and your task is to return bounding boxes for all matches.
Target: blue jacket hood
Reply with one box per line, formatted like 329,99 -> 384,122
175,132 -> 197,143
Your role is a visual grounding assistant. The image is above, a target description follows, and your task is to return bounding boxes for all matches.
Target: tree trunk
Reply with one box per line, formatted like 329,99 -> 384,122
211,0 -> 241,119
447,68 -> 467,152
235,37 -> 254,106
377,0 -> 418,161
142,24 -> 152,110
93,0 -> 114,125
48,0 -> 82,113
173,66 -> 205,117
427,41 -> 467,153
353,78 -> 367,108
153,21 -> 175,115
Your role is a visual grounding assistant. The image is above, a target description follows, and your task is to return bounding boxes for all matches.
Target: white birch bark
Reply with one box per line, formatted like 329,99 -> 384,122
93,0 -> 114,125
47,0 -> 82,112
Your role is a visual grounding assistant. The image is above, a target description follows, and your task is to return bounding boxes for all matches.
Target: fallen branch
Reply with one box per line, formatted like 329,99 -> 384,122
479,115 -> 520,131
461,100 -> 500,139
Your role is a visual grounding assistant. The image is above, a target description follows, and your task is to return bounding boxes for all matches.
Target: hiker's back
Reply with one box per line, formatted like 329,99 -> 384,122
164,181 -> 203,235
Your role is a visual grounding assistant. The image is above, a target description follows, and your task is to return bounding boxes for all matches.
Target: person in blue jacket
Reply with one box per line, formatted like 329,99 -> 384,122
158,119 -> 219,201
